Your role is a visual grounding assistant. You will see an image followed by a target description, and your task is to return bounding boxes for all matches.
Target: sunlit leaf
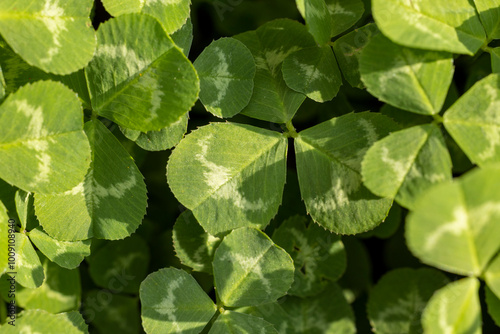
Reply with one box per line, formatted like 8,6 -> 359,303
0,0 -> 96,75
213,227 -> 294,307
86,13 -> 199,132
167,122 -> 287,236
140,267 -> 217,334
406,165 -> 500,276
194,37 -> 256,118
0,81 -> 91,194
372,0 -> 486,55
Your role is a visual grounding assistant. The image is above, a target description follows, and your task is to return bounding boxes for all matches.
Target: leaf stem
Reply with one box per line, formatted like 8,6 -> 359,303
284,120 -> 298,138
432,114 -> 444,125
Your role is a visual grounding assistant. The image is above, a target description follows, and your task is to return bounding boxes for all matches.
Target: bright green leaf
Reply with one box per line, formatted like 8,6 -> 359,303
213,227 -> 295,307
0,0 -> 96,75
234,19 -> 316,123
444,73 -> 500,167
35,119 -> 148,241
422,277 -> 481,334
0,309 -> 88,333
325,0 -> 364,37
360,34 -> 454,115
295,112 -> 399,234
15,253 -> 81,313
209,311 -> 278,334
372,0 -> 486,55
367,268 -> 449,334
101,0 -> 190,34
0,201 -> 9,276
194,37 -> 256,118
167,122 -> 287,236
0,81 -> 91,194
172,210 -> 221,273
120,113 -> 188,151
486,286 -> 500,327
332,23 -> 379,89
474,0 -> 500,40
485,252 -> 500,299
282,46 -> 342,102
13,233 -> 44,288
87,235 -> 149,294
296,0 -> 333,45
86,13 -> 199,132
272,215 -> 346,297
362,124 -> 452,210
406,165 -> 500,276
28,227 -> 91,269
242,283 -> 355,334
140,267 -> 217,334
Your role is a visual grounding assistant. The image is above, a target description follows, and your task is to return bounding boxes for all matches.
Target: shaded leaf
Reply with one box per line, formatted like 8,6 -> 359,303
242,283 -> 355,334
295,112 -> 399,234
325,0 -> 364,37
491,47 -> 500,73
474,0 -> 500,40
35,119 -> 148,241
82,291 -> 140,334
332,23 -> 379,89
171,18 -> 193,57
234,19 -> 316,123
367,268 -> 449,334
486,286 -> 500,327
485,252 -> 500,299
296,0 -> 333,45
282,46 -> 342,102
172,210 -> 221,273
87,235 -> 149,294
0,38 -> 92,108
272,215 -> 346,297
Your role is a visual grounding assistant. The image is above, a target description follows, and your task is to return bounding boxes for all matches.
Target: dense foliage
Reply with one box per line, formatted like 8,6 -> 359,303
0,0 -> 500,333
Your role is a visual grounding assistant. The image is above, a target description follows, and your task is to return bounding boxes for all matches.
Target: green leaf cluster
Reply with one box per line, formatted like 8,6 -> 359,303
0,0 -> 499,332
